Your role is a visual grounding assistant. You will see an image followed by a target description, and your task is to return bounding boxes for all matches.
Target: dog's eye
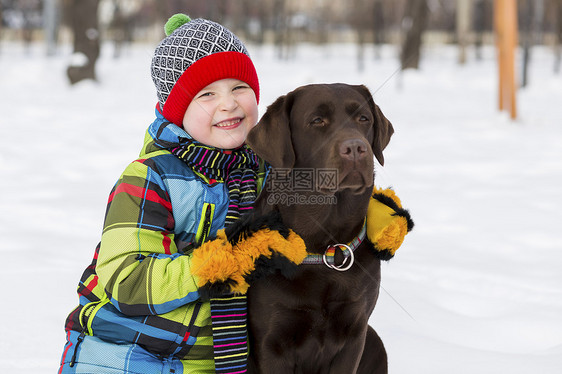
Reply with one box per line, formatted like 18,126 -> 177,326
358,115 -> 370,123
310,117 -> 326,127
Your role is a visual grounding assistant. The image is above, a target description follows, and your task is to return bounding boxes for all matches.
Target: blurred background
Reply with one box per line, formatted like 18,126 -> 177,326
2,0 -> 561,81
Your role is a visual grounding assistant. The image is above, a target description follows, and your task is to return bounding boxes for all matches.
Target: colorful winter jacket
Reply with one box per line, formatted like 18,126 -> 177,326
64,109 -> 265,371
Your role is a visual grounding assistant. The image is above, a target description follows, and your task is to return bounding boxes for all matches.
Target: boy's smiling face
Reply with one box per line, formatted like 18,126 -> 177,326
182,78 -> 259,149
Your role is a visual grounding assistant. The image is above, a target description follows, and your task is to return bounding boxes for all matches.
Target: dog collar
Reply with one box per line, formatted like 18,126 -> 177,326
301,220 -> 366,271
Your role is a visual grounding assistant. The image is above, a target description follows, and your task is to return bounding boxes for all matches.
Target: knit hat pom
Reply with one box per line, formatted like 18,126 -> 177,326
165,13 -> 191,36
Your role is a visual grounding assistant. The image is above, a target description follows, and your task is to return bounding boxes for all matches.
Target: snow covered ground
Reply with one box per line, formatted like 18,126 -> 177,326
1,40 -> 561,373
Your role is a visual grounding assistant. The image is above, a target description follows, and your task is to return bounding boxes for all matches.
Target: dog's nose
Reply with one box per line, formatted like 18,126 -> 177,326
339,139 -> 368,161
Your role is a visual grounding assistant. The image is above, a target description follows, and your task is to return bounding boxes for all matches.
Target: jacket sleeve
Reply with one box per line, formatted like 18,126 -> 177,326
95,159 -> 200,316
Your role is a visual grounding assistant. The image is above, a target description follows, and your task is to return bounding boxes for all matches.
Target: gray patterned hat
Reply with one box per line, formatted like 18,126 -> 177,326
151,14 -> 260,125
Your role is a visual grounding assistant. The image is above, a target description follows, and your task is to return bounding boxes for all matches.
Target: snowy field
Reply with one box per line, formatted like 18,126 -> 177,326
1,40 -> 561,373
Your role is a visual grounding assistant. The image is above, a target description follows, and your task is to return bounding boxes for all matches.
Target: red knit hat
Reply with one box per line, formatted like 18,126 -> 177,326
151,14 -> 260,126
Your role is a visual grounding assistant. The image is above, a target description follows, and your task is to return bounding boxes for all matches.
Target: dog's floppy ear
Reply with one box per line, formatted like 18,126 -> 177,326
247,92 -> 296,168
371,102 -> 394,166
354,85 -> 394,166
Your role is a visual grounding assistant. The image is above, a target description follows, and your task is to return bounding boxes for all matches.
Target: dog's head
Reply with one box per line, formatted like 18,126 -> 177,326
247,84 -> 394,194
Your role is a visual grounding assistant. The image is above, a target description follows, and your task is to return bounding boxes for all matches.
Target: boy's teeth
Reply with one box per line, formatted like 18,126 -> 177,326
216,119 -> 239,127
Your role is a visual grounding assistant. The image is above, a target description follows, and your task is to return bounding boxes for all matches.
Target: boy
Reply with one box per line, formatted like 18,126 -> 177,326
58,14 -> 305,374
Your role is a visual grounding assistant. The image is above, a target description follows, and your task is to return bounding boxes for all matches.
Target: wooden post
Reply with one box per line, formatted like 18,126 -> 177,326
494,0 -> 518,120
506,0 -> 518,119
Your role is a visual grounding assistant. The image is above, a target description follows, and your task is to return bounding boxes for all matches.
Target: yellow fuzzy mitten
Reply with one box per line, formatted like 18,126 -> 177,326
191,211 -> 307,298
190,229 -> 238,295
367,187 -> 414,260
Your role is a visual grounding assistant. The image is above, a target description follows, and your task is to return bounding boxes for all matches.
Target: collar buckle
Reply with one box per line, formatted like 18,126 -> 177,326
322,244 -> 355,272
301,220 -> 366,270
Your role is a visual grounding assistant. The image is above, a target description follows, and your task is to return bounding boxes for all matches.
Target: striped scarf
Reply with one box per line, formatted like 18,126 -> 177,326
209,296 -> 249,373
170,141 -> 260,225
170,141 -> 259,373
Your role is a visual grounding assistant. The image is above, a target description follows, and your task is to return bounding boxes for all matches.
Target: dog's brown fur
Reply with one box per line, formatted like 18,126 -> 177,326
245,83 -> 394,373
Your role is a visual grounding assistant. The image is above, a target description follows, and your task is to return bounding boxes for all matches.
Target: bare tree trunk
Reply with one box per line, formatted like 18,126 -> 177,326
313,4 -> 329,45
357,29 -> 367,72
170,0 -> 183,15
533,0 -> 545,45
232,0 -> 249,37
256,0 -> 267,45
21,0 -> 38,53
155,0 -> 170,28
272,0 -> 289,60
66,0 -> 100,84
0,4 -> 3,55
457,0 -> 472,64
207,0 -> 219,21
520,0 -> 534,87
353,0 -> 372,72
44,0 -> 60,56
205,0 -> 228,24
243,0 -> 268,45
110,1 -> 135,59
400,0 -> 429,70
373,0 -> 386,59
555,0 -> 562,73
111,3 -> 125,59
473,0 -> 486,60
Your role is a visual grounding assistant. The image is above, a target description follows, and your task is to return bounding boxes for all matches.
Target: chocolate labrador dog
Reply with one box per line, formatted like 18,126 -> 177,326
245,83 -> 394,373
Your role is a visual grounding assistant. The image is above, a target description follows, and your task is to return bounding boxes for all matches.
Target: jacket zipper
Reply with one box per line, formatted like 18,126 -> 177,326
181,301 -> 203,348
198,204 -> 213,246
70,301 -> 98,367
70,297 -> 111,367
170,301 -> 203,359
69,328 -> 86,367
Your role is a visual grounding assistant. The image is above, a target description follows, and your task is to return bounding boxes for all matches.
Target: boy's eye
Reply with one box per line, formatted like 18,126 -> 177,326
198,92 -> 213,98
233,85 -> 249,91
